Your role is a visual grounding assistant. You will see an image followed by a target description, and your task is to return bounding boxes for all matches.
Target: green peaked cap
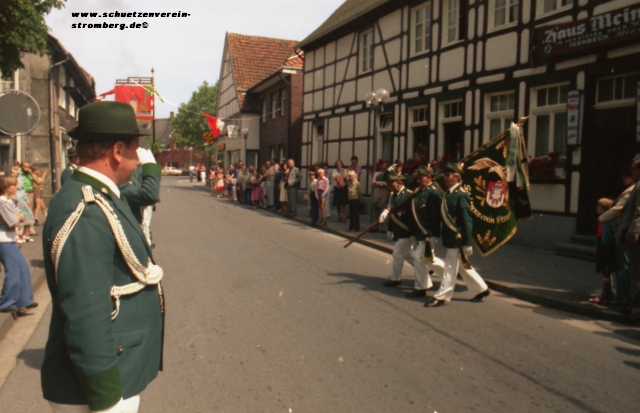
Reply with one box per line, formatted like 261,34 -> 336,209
68,101 -> 150,141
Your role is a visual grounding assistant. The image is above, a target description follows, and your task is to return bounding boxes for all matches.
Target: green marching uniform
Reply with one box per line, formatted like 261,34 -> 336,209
440,184 -> 473,250
60,164 -> 77,186
411,182 -> 443,243
388,186 -> 413,240
119,164 -> 162,224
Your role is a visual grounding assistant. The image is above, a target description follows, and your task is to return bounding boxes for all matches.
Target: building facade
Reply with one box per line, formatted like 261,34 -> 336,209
297,0 -> 640,248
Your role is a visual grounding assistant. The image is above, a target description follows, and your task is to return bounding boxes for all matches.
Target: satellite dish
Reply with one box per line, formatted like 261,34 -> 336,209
0,90 -> 41,136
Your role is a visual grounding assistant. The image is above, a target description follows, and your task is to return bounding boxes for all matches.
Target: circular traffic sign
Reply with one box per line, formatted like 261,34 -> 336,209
0,90 -> 41,136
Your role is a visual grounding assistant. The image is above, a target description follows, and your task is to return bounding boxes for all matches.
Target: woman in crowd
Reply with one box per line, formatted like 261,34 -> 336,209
0,176 -> 38,314
322,162 -> 332,218
315,168 -> 330,226
347,170 -> 362,232
278,161 -> 290,214
244,166 -> 255,206
591,198 -> 616,305
371,159 -> 389,233
308,170 -> 319,226
331,160 -> 348,222
31,166 -> 47,226
251,167 -> 265,209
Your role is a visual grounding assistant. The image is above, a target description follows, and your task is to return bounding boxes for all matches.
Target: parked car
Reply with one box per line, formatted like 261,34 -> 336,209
162,166 -> 183,176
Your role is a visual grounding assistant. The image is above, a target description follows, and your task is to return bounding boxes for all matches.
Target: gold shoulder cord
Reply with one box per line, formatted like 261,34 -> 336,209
51,186 -> 164,320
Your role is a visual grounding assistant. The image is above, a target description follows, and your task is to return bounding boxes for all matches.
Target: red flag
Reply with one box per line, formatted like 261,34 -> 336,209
202,113 -> 225,138
114,85 -> 155,120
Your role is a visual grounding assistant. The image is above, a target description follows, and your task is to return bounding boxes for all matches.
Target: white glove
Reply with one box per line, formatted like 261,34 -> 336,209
388,164 -> 397,172
429,237 -> 438,247
387,231 -> 394,242
92,398 -> 125,413
378,209 -> 389,224
137,148 -> 156,165
463,246 -> 473,257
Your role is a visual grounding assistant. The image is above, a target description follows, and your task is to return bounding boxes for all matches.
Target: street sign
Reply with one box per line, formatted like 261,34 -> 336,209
0,90 -> 41,136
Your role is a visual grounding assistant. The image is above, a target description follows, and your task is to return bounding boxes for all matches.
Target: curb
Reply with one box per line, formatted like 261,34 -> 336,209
192,182 -> 635,324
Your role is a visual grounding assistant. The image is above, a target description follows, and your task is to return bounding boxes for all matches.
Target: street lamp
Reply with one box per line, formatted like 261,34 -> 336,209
241,128 -> 249,165
363,88 -> 389,224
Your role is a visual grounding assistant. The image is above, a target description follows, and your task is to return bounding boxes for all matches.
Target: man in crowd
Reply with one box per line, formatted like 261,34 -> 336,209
286,158 -> 301,217
61,147 -> 80,186
264,160 -> 275,209
378,173 -> 414,287
236,161 -> 246,204
405,165 -> 445,297
41,101 -> 164,413
425,163 -> 490,307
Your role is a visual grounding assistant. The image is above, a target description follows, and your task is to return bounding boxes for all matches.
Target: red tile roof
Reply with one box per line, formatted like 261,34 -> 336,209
226,33 -> 299,108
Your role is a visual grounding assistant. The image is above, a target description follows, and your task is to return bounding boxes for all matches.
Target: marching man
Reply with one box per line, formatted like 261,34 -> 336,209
425,163 -> 490,307
405,165 -> 445,297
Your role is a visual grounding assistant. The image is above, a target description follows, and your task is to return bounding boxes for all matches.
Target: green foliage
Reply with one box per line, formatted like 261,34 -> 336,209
0,0 -> 66,79
170,81 -> 218,156
145,136 -> 165,157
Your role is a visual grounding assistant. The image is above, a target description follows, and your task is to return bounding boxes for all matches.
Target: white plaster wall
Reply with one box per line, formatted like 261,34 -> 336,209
431,56 -> 438,83
476,41 -> 483,72
439,47 -> 465,82
465,90 -> 473,127
466,44 -> 474,75
355,112 -> 369,138
301,145 -> 308,168
432,23 -> 440,52
324,87 -> 335,108
430,98 -> 436,129
464,130 -> 472,155
400,103 -> 406,134
474,89 -> 481,125
304,73 -> 313,93
305,51 -> 314,71
530,184 -> 565,212
314,69 -> 324,90
339,81 -> 356,105
408,57 -> 430,89
328,142 -> 339,163
518,82 -> 526,120
315,47 -> 325,69
313,91 -> 323,112
374,70 -> 394,95
468,8 -> 476,41
374,45 -> 386,71
328,117 -> 340,140
335,59 -> 347,83
357,76 -> 373,103
577,71 -> 585,90
346,56 -> 358,80
477,4 -> 485,37
485,33 -> 518,71
385,38 -> 402,66
523,0 -> 531,24
337,34 -> 354,60
474,129 -> 479,149
520,29 -> 530,64
324,65 -> 335,87
354,140 -> 368,168
391,67 -> 400,92
379,9 -> 402,40
341,115 -> 354,139
402,63 -> 408,90
325,42 -> 336,64
402,35 -> 409,62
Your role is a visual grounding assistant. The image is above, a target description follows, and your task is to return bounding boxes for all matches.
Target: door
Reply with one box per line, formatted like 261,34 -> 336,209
443,121 -> 463,161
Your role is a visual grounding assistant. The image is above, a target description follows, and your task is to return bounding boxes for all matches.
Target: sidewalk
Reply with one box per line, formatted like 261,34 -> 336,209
0,240 -> 47,340
198,184 -> 634,324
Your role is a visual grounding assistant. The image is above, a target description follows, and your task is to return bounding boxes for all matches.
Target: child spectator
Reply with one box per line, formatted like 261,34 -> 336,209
590,198 -> 616,305
308,171 -> 318,226
0,177 -> 38,314
315,168 -> 329,226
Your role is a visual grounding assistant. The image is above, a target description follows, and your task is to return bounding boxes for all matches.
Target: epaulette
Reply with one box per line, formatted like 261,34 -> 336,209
81,185 -> 95,203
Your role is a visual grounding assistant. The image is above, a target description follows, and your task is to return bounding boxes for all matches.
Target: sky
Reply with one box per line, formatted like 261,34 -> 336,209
45,0 -> 346,118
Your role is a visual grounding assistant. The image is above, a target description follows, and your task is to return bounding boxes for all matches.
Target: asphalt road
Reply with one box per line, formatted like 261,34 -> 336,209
1,177 -> 639,413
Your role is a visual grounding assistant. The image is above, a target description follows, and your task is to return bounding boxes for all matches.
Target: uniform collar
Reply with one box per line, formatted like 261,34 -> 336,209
77,166 -> 120,198
448,183 -> 460,193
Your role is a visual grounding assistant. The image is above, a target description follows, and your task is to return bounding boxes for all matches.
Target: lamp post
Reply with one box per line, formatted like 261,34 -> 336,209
363,88 -> 389,224
241,128 -> 249,166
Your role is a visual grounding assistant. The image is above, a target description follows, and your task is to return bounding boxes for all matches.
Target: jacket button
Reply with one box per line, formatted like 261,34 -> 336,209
117,345 -> 124,355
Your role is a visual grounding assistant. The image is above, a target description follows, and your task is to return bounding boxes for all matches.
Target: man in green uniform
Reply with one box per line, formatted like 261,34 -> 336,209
425,163 -> 490,307
60,147 -> 80,186
41,101 -> 164,412
378,173 -> 414,287
405,165 -> 445,297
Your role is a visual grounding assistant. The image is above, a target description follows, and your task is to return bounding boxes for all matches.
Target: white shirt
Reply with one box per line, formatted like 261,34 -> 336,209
77,167 -> 121,198
448,183 -> 460,193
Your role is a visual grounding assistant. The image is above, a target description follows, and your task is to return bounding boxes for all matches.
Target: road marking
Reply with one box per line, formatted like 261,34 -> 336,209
0,284 -> 50,389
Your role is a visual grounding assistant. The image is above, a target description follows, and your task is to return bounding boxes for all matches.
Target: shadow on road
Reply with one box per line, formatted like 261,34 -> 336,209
18,348 -> 44,370
29,259 -> 44,269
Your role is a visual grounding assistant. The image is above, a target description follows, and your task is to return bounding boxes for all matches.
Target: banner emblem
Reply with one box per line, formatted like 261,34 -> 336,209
487,181 -> 507,208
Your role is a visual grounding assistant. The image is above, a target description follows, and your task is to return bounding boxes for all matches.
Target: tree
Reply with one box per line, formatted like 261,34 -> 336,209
145,136 -> 164,157
0,0 -> 66,79
170,80 -> 219,165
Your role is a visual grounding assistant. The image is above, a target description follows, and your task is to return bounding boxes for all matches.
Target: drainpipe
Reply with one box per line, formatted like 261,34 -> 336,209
48,54 -> 69,193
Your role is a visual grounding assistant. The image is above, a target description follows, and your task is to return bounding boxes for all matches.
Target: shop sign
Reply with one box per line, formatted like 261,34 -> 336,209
532,3 -> 640,64
217,143 -> 225,151
566,90 -> 583,146
637,81 -> 640,142
227,125 -> 238,139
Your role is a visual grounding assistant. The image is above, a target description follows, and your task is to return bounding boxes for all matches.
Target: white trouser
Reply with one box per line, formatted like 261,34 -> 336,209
50,395 -> 140,413
391,238 -> 441,289
413,240 -> 445,290
231,178 -> 237,201
142,205 -> 153,245
266,181 -> 274,206
434,248 -> 488,302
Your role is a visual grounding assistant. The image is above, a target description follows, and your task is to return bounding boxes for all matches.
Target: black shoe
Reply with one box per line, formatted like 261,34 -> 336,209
25,302 -> 38,309
382,280 -> 401,287
424,297 -> 445,307
405,289 -> 427,298
470,289 -> 491,302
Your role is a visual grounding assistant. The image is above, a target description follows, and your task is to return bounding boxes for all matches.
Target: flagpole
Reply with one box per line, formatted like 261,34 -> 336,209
459,116 -> 529,165
151,67 -> 156,153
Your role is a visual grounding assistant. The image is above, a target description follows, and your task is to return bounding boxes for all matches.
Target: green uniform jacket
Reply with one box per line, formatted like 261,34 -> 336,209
119,163 -> 162,224
388,186 -> 413,239
60,164 -> 77,186
41,170 -> 164,411
441,184 -> 473,249
411,183 -> 443,241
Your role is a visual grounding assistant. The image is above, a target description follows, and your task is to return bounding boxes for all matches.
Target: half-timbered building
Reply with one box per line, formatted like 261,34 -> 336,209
296,0 -> 640,249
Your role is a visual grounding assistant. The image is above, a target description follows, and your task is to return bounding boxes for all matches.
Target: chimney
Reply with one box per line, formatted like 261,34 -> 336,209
170,111 -> 175,119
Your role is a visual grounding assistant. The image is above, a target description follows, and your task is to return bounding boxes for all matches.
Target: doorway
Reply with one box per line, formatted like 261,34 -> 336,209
443,121 -> 463,161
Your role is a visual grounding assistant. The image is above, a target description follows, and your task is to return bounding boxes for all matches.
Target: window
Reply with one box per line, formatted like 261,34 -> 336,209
68,78 -> 76,116
443,0 -> 466,44
485,92 -> 515,140
411,106 -> 430,160
360,30 -> 374,73
381,133 -> 394,162
412,2 -> 432,55
271,93 -> 277,119
412,106 -> 429,124
596,72 -> 640,105
269,146 -> 277,162
443,101 -> 462,119
58,67 -> 67,110
491,0 -> 519,29
247,151 -> 259,169
0,71 -> 13,92
528,84 -> 569,179
315,124 -> 324,138
379,113 -> 394,131
278,144 -> 287,161
538,0 -> 573,15
280,88 -> 287,116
